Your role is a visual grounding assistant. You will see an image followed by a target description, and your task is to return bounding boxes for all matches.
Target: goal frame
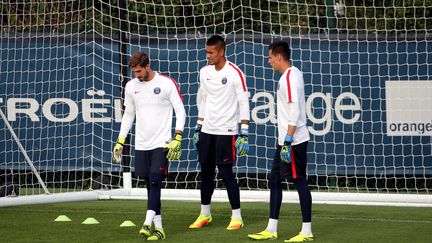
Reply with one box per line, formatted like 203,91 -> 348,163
1,1 -> 431,208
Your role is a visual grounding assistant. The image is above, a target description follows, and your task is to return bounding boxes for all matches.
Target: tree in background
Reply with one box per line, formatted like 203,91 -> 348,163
0,0 -> 431,36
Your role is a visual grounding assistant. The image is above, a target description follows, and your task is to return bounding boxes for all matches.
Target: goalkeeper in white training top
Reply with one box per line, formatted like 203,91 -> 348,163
189,35 -> 250,230
112,52 -> 186,241
248,41 -> 313,242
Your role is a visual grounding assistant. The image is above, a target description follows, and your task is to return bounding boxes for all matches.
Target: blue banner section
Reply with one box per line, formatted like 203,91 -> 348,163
1,37 -> 431,175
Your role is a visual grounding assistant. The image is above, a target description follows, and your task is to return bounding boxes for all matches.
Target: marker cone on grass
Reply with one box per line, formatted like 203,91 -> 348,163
120,220 -> 136,227
82,217 -> 100,224
54,215 -> 71,222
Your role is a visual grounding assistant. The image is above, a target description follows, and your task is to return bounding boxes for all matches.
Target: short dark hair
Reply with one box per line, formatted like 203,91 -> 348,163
269,41 -> 291,61
206,35 -> 226,51
128,52 -> 150,68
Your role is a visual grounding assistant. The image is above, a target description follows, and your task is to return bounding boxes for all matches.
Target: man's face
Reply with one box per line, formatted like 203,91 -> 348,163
131,65 -> 149,81
206,45 -> 224,65
268,49 -> 279,70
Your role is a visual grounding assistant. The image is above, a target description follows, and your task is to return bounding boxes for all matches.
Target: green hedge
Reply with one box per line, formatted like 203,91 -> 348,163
1,0 -> 431,35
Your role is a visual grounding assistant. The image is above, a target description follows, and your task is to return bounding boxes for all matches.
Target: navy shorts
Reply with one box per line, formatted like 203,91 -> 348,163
198,132 -> 237,165
135,148 -> 169,179
270,141 -> 308,181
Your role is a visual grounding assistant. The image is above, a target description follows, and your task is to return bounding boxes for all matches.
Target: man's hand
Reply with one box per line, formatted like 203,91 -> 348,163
235,128 -> 249,157
165,134 -> 182,160
280,135 -> 293,164
193,123 -> 202,150
112,137 -> 126,163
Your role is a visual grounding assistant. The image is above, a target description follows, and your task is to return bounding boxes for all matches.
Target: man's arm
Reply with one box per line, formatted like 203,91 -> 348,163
194,72 -> 206,150
234,68 -> 250,156
233,67 -> 250,123
164,78 -> 186,160
172,100 -> 186,134
197,80 -> 207,120
118,104 -> 136,139
285,77 -> 301,133
287,124 -> 297,136
280,74 -> 302,163
165,100 -> 186,160
168,78 -> 186,134
113,86 -> 135,163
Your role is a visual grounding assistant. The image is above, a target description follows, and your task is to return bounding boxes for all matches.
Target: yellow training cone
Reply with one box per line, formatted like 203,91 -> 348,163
120,220 -> 136,227
54,215 -> 72,222
82,217 -> 100,224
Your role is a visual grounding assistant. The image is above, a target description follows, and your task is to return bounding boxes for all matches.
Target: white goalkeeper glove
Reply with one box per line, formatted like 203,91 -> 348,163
164,134 -> 182,160
112,137 -> 125,163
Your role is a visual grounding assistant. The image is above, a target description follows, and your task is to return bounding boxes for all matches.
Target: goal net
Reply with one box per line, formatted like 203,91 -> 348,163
1,0 -> 431,207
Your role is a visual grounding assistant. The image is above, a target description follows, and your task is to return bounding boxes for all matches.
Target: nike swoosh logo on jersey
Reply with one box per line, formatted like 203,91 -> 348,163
134,91 -> 140,94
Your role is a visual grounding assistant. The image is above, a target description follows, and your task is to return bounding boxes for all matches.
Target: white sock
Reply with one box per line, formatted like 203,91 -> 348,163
200,204 -> 211,216
231,208 -> 242,220
153,215 -> 163,229
266,218 -> 278,233
144,210 -> 156,226
301,222 -> 312,236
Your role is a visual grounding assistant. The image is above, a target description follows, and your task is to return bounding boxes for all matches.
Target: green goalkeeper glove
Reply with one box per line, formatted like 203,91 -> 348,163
234,128 -> 249,157
112,137 -> 126,163
280,135 -> 293,164
165,134 -> 182,160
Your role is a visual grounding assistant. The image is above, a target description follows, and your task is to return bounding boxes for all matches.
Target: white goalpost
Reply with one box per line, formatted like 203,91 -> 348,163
1,0 -> 431,208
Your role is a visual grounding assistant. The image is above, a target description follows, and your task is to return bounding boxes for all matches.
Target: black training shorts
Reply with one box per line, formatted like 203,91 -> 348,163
198,132 -> 237,165
271,141 -> 308,181
135,148 -> 169,178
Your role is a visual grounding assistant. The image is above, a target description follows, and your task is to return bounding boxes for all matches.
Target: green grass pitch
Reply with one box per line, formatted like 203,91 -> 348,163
0,200 -> 431,242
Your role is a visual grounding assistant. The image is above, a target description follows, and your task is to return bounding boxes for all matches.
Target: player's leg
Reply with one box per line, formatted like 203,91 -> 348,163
217,163 -> 243,230
217,163 -> 240,212
248,146 -> 282,240
147,148 -> 167,216
188,162 -> 215,228
199,132 -> 216,206
153,204 -> 162,230
285,141 -> 313,243
135,150 -> 153,238
146,148 -> 168,240
200,162 -> 216,211
215,134 -> 243,230
190,132 -> 215,229
147,172 -> 163,223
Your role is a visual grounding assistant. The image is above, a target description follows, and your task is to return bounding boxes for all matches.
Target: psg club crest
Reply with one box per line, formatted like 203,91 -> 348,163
221,77 -> 228,85
154,87 -> 161,94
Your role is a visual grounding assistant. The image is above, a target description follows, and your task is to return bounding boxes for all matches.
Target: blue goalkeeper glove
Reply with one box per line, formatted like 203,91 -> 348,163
280,135 -> 293,164
235,128 -> 249,157
193,123 -> 202,150
165,134 -> 182,160
112,137 -> 125,163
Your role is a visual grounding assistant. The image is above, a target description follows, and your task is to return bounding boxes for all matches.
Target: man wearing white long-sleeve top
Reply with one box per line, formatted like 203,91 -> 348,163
112,51 -> 186,241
